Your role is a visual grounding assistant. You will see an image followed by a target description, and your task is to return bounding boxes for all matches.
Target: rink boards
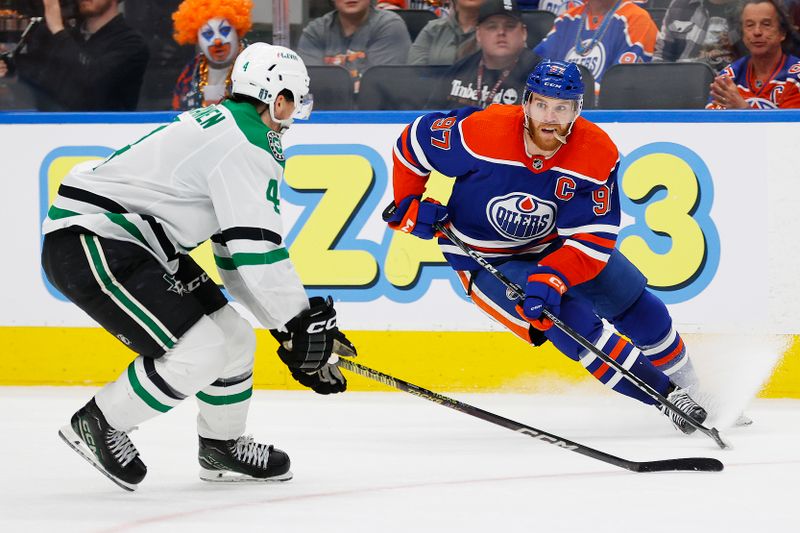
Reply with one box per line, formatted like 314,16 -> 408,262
1,110 -> 799,396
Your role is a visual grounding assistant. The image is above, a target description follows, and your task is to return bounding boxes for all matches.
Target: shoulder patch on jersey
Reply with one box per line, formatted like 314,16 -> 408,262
267,130 -> 285,162
555,118 -> 619,184
221,100 -> 284,165
789,62 -> 800,76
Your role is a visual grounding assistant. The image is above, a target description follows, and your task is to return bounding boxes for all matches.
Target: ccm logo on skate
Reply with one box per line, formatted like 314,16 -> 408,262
307,317 -> 337,334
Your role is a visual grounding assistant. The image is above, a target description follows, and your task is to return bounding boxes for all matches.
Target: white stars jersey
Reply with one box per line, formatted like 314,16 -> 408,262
42,100 -> 308,329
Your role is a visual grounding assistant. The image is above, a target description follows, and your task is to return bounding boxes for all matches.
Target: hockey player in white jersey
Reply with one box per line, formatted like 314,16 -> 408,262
41,43 -> 356,491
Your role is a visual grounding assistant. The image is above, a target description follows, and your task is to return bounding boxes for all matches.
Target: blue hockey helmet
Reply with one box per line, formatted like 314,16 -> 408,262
524,60 -> 584,102
523,60 -> 584,142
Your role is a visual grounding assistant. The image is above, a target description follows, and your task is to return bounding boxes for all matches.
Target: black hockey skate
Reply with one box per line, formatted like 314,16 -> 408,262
58,398 -> 146,491
198,435 -> 292,482
659,387 -> 708,435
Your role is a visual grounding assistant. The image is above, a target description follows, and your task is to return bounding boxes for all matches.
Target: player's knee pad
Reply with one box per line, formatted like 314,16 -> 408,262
545,297 -> 604,361
570,249 -> 647,320
155,314 -> 228,394
209,305 -> 255,375
610,289 -> 672,348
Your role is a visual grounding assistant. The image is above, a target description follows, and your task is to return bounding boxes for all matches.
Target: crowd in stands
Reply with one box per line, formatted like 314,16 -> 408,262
0,0 -> 798,111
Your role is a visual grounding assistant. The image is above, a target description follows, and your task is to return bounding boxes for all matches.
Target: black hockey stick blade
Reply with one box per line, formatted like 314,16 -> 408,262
432,221 -> 731,450
338,358 -> 723,473
632,457 -> 724,473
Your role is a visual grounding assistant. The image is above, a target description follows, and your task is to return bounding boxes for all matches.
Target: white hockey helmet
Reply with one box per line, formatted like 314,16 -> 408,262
231,42 -> 313,130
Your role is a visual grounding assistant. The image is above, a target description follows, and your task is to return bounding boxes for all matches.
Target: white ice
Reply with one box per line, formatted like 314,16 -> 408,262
1,384 -> 799,533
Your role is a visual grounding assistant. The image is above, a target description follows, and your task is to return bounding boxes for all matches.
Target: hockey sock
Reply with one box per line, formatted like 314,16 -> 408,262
579,328 -> 670,405
640,328 -> 699,390
95,315 -> 227,431
196,371 -> 254,440
610,290 -> 699,390
196,305 -> 256,441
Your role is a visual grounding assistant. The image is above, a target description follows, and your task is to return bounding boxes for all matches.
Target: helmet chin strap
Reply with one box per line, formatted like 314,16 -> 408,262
268,105 -> 293,134
553,131 -> 568,144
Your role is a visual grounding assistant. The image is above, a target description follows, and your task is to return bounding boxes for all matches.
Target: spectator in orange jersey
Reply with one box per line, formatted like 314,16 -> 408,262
534,0 -> 658,90
707,0 -> 800,109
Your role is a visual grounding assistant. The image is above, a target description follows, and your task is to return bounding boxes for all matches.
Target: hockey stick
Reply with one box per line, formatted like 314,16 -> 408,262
432,221 -> 730,450
337,358 -> 723,473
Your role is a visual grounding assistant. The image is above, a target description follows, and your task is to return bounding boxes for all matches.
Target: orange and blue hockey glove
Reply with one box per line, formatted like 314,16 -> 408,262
386,195 -> 448,240
516,266 -> 569,331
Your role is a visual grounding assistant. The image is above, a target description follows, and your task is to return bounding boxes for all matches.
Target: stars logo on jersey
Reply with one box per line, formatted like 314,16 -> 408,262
266,130 -> 285,162
487,192 -> 556,241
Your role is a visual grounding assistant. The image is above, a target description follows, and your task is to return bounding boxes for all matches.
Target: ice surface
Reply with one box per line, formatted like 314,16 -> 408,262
1,386 -> 798,533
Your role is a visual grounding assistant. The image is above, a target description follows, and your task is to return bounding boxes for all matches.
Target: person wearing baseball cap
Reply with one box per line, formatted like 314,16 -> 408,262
427,0 -> 539,108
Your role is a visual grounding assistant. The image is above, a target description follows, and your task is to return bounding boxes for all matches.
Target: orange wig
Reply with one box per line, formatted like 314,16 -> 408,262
172,0 -> 253,45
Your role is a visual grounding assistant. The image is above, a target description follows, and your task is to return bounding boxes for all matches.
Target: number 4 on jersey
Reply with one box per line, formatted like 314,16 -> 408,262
266,179 -> 280,213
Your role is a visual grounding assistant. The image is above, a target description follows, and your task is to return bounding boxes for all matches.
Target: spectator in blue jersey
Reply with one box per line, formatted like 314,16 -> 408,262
408,0 -> 484,66
297,0 -> 411,94
534,0 -> 658,90
654,0 -> 741,73
707,0 -> 800,109
387,59 -> 720,435
427,0 -> 540,108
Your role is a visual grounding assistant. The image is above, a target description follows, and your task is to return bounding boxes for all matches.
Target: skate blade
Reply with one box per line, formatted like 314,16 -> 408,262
199,467 -> 293,483
58,424 -> 139,492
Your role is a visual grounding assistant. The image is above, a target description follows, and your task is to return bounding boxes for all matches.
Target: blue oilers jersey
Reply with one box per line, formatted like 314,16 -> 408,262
534,1 -> 658,85
392,104 -> 621,287
706,54 -> 800,109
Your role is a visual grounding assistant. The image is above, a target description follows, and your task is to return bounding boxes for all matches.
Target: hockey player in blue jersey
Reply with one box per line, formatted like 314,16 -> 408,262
386,59 -> 710,435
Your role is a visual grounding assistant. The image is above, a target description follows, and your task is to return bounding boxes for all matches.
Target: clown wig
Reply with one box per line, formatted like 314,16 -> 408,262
173,0 -> 254,45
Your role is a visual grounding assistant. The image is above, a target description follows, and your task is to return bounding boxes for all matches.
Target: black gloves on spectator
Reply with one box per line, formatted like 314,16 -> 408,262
271,296 -> 357,395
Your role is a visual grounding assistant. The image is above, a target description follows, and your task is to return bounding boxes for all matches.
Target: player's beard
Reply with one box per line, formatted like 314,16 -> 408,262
526,115 -> 569,153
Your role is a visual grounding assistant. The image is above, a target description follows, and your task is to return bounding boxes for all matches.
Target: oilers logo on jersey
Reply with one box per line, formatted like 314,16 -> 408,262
487,193 -> 556,241
565,42 -> 606,79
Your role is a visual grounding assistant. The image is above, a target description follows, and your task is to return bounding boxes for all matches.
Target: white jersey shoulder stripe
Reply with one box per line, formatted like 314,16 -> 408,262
558,224 -> 620,236
551,159 -> 618,185
409,116 -> 434,172
563,239 -> 611,262
393,143 -> 429,176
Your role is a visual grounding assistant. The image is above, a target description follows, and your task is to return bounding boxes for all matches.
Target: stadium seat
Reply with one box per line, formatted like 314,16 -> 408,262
646,7 -> 667,29
245,23 -> 302,49
395,9 -> 437,41
597,62 -> 716,109
574,63 -> 596,109
307,65 -> 354,111
358,65 -> 450,110
521,10 -> 556,49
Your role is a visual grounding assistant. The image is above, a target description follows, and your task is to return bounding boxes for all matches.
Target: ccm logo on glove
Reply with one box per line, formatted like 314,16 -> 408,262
307,316 -> 337,334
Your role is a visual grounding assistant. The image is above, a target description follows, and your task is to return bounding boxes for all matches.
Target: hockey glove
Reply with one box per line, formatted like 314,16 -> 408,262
288,329 -> 357,395
386,195 -> 448,240
289,365 -> 347,395
516,267 -> 569,331
271,296 -> 342,373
